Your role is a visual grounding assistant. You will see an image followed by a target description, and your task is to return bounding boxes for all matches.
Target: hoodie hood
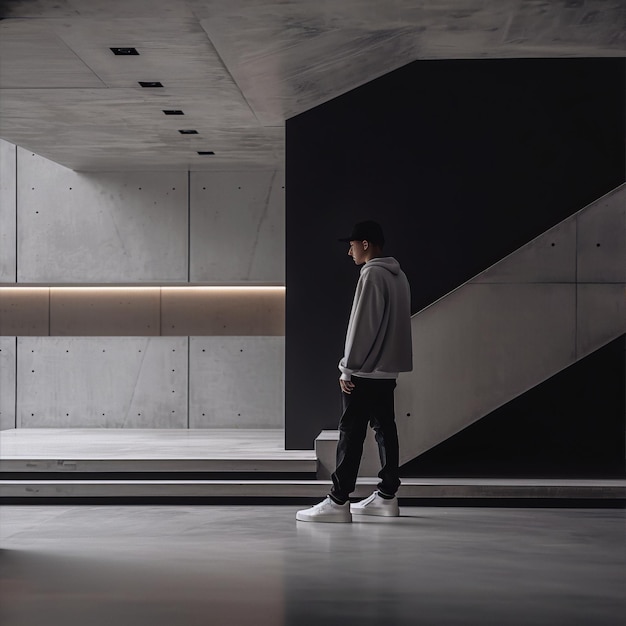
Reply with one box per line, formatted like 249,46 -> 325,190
361,256 -> 401,276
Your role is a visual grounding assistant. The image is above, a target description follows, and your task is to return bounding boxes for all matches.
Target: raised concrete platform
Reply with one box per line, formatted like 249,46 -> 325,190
1,429 -> 623,503
0,428 -> 317,474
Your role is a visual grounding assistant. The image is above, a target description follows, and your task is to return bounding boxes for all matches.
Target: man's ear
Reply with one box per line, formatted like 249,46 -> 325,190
362,240 -> 369,250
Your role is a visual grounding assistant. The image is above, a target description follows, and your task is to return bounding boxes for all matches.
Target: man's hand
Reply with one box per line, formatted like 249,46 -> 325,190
340,378 -> 355,394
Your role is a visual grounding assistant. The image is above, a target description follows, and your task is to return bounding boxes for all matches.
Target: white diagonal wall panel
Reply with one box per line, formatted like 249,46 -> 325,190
577,284 -> 626,359
190,336 -> 284,428
190,171 -> 285,283
577,189 -> 626,284
0,337 -> 16,430
17,149 -> 188,282
17,337 -> 187,428
0,139 -> 16,282
395,284 -> 576,463
475,218 -> 576,284
389,184 -> 626,466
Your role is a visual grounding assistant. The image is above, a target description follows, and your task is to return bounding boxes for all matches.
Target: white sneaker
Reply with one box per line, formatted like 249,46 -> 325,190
296,496 -> 352,523
351,491 -> 399,517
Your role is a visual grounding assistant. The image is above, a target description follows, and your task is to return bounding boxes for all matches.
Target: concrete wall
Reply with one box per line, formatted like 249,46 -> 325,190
0,139 -> 285,429
393,185 -> 625,465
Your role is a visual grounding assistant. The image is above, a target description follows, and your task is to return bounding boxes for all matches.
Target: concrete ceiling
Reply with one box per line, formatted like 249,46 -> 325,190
0,0 -> 623,171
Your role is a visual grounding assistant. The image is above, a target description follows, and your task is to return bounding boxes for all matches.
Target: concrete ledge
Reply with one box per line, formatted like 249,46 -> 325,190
315,429 -> 380,479
2,478 -> 623,500
0,458 -> 317,473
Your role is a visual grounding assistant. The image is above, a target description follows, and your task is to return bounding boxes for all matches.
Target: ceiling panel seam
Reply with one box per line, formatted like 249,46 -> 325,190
197,22 -> 261,126
55,32 -> 108,88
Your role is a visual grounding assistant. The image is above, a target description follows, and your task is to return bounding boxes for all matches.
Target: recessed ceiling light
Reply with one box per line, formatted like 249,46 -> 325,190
179,130 -> 199,134
163,110 -> 184,115
110,47 -> 139,55
197,151 -> 215,155
139,81 -> 163,88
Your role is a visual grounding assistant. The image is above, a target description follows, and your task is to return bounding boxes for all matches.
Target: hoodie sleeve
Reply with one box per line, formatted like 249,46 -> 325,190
338,271 -> 386,380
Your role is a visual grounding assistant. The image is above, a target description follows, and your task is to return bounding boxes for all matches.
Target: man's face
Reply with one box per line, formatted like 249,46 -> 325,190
348,240 -> 368,265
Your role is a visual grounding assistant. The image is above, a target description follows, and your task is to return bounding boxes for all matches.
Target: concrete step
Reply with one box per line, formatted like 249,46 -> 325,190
0,458 -> 317,474
2,478 -> 624,501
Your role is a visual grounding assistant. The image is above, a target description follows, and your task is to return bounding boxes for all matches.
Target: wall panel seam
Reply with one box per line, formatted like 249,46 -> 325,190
14,336 -> 17,429
575,216 -> 578,360
159,288 -> 163,336
187,335 -> 190,429
14,144 -> 18,283
187,170 -> 191,283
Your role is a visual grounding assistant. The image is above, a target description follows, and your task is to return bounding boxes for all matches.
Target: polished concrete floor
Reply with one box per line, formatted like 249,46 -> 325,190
1,505 -> 624,626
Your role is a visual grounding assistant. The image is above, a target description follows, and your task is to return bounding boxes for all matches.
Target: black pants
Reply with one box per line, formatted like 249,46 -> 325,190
330,376 -> 401,503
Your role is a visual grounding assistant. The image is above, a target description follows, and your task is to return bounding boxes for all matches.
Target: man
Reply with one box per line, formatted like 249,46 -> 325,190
296,220 -> 413,523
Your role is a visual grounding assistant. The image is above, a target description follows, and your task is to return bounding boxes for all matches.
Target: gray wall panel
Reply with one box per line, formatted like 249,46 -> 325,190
475,217 -> 576,283
577,186 -> 626,283
17,337 -> 187,428
0,139 -> 17,283
190,171 -> 285,283
0,337 -> 16,430
50,287 -> 160,336
17,149 -> 188,282
577,284 -> 626,359
395,284 -> 576,464
0,287 -> 49,335
190,336 -> 284,428
161,287 -> 284,336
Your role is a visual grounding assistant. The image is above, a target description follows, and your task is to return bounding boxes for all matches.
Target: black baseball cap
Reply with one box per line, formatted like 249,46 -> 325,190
338,220 -> 385,246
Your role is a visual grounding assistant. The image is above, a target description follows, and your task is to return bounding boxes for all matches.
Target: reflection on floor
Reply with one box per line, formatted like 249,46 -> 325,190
1,505 -> 624,626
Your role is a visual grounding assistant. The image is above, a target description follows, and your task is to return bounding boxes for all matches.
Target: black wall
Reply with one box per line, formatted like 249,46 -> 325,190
285,58 -> 625,457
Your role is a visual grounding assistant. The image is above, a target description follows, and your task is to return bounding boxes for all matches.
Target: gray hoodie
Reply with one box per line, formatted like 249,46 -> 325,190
338,256 -> 413,381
